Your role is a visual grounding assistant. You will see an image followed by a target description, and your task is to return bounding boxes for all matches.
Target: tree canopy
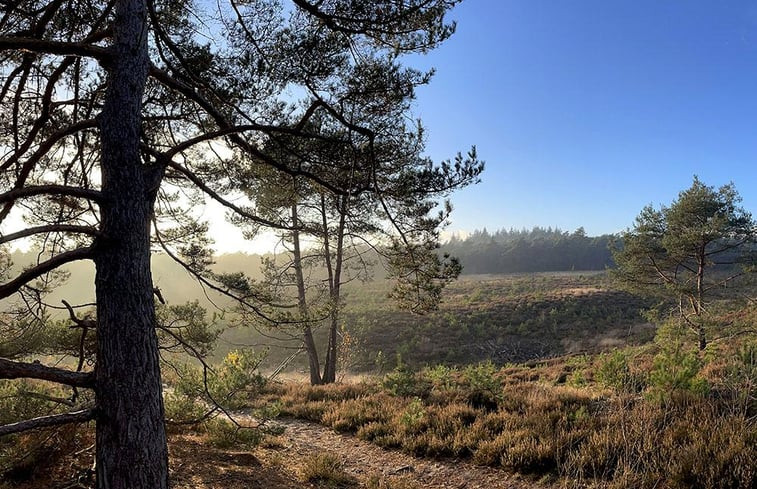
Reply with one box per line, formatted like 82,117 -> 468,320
612,177 -> 756,350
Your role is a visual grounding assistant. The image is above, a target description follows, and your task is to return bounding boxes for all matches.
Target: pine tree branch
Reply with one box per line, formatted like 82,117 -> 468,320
0,246 -> 95,299
152,223 -> 305,329
0,37 -> 110,61
0,185 -> 103,205
0,358 -> 94,388
0,118 -> 99,220
148,65 -> 349,196
0,59 -> 85,222
711,329 -> 757,343
0,117 -> 97,174
705,236 -> 753,257
161,159 -> 288,230
152,228 -> 275,323
159,120 -> 343,160
0,408 -> 95,437
61,299 -> 97,330
0,224 -> 100,245
61,299 -> 95,380
10,391 -> 75,407
292,0 -> 422,36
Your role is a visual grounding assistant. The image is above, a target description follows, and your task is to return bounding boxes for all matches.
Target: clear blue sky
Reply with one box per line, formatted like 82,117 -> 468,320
411,0 -> 757,236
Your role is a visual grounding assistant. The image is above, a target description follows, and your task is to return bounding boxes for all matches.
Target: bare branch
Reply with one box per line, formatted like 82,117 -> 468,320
7,390 -> 75,407
61,299 -> 97,330
153,287 -> 166,305
166,405 -> 219,426
0,408 -> 95,437
0,358 -> 94,388
61,299 -> 94,382
711,329 -> 757,343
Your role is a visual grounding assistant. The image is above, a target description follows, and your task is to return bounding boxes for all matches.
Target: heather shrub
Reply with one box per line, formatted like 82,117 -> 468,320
356,421 -> 392,442
270,346 -> 756,489
322,395 -> 392,432
305,383 -> 370,402
0,380 -> 92,484
720,341 -> 757,416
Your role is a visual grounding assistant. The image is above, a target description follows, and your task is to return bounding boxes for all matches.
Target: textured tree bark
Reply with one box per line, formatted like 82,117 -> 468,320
94,1 -> 168,488
0,409 -> 95,437
303,325 -> 323,385
0,358 -> 94,387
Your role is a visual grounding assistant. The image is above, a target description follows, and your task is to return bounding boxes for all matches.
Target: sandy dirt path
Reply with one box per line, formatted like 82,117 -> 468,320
264,416 -> 548,489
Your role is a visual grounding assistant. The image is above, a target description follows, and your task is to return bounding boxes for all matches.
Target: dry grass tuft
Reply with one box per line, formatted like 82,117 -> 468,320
299,452 -> 357,488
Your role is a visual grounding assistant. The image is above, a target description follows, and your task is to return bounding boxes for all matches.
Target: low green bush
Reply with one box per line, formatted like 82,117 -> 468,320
596,350 -> 647,392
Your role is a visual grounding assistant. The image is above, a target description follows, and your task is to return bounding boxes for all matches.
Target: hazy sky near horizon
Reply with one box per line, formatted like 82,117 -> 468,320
408,0 -> 757,240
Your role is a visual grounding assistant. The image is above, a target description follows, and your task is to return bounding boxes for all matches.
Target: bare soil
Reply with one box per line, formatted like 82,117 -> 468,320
254,417 -> 550,489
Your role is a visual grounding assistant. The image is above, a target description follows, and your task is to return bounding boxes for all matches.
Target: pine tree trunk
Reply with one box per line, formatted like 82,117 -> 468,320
696,245 -> 706,351
323,198 -> 347,383
94,1 -> 168,488
302,325 -> 322,385
292,203 -> 322,385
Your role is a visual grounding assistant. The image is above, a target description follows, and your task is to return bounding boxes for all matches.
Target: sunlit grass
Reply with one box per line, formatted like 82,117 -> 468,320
260,344 -> 757,488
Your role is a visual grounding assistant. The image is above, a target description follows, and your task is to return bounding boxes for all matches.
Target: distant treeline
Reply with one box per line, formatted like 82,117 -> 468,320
443,227 -> 616,274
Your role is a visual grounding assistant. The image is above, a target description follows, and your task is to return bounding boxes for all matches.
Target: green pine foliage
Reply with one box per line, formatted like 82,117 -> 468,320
612,177 -> 756,350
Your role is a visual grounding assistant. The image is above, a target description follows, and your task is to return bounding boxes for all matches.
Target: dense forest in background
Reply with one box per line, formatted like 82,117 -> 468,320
7,225 -> 615,304
443,226 -> 615,274
6,225 -> 617,307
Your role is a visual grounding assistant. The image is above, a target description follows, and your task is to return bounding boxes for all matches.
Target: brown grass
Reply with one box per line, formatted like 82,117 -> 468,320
267,352 -> 756,489
299,453 -> 357,488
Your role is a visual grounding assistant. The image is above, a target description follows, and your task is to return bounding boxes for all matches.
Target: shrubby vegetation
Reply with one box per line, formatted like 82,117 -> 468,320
341,273 -> 652,368
0,0 -> 479,486
255,198 -> 755,488
2,176 -> 754,488
260,332 -> 756,488
0,381 -> 88,485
